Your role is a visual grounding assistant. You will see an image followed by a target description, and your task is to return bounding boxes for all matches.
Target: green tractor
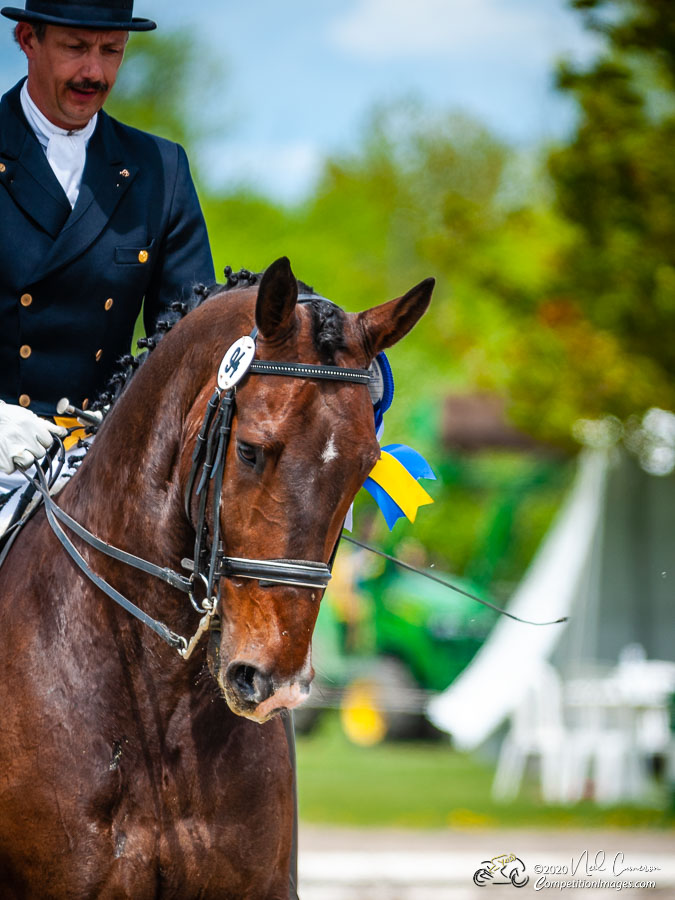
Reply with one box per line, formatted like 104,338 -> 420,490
297,452 -> 565,744
296,556 -> 496,744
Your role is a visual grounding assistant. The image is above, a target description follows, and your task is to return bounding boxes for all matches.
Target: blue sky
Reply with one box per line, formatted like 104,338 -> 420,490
1,0 -> 602,200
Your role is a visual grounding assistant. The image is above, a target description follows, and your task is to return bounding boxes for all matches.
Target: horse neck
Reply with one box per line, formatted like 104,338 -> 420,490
59,295 -> 254,569
60,343 -> 197,567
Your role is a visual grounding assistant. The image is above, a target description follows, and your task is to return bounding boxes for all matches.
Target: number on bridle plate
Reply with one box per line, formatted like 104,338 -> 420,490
217,337 -> 256,390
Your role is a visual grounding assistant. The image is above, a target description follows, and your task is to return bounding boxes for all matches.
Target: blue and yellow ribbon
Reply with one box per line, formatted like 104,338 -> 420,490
362,443 -> 436,530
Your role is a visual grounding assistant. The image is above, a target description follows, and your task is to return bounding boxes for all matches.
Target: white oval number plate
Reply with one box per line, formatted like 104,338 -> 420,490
217,336 -> 256,390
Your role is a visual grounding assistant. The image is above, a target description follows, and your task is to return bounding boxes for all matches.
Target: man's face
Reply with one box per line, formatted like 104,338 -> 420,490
16,23 -> 128,130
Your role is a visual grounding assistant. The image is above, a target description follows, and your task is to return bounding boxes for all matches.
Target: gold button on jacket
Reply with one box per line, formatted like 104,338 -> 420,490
20,293 -> 32,307
138,250 -> 149,263
104,298 -> 114,311
19,394 -> 30,407
19,344 -> 31,359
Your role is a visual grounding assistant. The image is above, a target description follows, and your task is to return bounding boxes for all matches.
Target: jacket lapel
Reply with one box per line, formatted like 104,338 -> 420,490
0,80 -> 72,238
32,111 -> 138,282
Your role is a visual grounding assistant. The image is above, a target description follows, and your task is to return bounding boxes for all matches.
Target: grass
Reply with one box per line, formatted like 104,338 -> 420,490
296,713 -> 675,830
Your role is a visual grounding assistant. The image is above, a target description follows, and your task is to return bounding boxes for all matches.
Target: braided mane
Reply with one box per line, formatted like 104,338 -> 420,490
91,267 -> 347,417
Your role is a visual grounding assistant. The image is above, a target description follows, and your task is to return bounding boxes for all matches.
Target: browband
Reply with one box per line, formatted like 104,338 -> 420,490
248,360 -> 371,383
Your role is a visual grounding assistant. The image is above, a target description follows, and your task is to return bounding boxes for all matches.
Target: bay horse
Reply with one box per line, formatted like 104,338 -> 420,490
0,257 -> 433,899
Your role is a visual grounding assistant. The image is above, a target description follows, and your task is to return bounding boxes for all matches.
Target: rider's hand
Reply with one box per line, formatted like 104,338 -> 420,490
0,401 -> 67,474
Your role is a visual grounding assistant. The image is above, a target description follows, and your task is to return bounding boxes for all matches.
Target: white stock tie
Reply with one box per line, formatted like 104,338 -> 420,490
20,82 -> 97,208
46,131 -> 88,208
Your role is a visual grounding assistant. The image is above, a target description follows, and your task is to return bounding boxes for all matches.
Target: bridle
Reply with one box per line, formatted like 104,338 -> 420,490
181,296 -> 372,651
22,294 -> 373,659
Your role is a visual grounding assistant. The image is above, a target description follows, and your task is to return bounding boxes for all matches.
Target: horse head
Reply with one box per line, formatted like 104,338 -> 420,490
179,258 -> 433,722
66,257 -> 433,724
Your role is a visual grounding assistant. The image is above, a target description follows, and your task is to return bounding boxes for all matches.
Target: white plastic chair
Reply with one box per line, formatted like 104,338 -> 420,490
561,646 -> 675,805
492,661 -> 567,804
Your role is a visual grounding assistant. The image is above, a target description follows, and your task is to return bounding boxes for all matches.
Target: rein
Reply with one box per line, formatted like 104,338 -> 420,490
341,536 -> 568,627
20,296 -> 373,659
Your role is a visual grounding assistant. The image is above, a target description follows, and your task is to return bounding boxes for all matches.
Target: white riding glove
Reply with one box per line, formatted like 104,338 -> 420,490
0,401 -> 67,474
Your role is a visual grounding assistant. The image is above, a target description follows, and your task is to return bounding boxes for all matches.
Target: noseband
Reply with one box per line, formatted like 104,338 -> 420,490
24,295 -> 372,658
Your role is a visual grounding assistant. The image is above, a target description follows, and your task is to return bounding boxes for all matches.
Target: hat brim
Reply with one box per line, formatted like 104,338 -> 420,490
1,8 -> 156,30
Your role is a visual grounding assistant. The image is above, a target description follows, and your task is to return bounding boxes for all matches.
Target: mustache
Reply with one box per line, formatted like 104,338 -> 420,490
66,79 -> 109,94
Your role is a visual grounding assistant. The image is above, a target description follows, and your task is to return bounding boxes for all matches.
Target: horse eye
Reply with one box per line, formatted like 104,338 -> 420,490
237,442 -> 257,467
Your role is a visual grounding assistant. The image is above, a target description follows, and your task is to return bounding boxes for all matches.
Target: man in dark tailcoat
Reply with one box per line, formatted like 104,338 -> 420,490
0,0 -> 215,497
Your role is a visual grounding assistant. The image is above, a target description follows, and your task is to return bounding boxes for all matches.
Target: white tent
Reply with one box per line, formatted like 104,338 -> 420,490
426,449 -> 610,749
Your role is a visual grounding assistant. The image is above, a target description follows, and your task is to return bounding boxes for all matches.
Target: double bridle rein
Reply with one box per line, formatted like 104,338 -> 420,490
23,295 -> 373,659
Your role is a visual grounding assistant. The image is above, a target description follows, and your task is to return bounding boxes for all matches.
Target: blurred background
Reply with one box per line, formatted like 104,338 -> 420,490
3,0 -> 675,894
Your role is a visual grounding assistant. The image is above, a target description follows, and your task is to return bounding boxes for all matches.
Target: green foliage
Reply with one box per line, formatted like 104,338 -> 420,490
571,0 -> 675,87
537,0 -> 675,433
205,102 -> 563,445
201,100 -> 575,578
105,30 -> 224,181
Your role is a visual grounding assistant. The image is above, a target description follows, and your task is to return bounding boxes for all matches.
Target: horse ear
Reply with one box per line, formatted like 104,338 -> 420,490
357,277 -> 435,358
255,257 -> 299,340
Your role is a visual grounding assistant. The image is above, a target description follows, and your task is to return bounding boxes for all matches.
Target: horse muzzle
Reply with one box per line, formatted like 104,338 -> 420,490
220,660 -> 312,722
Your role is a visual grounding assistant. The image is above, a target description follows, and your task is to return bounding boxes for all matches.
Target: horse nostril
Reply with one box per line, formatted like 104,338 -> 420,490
226,662 -> 273,706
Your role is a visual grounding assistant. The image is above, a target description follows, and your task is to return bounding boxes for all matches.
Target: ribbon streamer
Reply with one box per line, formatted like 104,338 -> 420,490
362,443 -> 435,530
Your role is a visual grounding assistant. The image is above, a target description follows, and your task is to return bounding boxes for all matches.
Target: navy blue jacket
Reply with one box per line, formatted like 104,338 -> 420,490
0,79 -> 215,416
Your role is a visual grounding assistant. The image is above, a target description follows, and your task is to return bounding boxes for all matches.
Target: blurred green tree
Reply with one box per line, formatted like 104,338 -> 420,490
522,0 -> 675,436
105,29 -> 225,184
205,101 -> 563,440
104,35 -> 575,580
202,101 -> 568,581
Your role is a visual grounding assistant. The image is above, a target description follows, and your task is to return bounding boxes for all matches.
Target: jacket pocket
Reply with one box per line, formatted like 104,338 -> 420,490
114,239 -> 155,265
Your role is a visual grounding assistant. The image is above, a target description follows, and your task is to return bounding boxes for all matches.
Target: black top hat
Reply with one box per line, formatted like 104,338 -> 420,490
1,0 -> 156,31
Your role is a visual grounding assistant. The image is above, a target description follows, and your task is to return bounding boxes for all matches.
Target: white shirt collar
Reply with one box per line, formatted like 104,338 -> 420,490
19,81 -> 98,208
20,81 -> 98,150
